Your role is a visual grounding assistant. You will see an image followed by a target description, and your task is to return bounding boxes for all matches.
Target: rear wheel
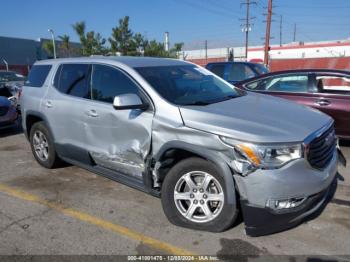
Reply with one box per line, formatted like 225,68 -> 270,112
161,157 -> 237,232
29,121 -> 62,169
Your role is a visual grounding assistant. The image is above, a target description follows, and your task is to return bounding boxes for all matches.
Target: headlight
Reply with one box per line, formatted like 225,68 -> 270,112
220,137 -> 303,175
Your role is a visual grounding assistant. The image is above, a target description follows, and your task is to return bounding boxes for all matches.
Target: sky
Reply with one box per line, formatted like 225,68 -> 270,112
0,0 -> 349,50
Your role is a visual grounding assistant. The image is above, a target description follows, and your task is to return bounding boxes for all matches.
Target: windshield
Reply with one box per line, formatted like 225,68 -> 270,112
136,65 -> 243,105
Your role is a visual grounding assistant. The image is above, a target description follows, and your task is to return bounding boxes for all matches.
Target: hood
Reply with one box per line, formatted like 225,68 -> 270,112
179,92 -> 332,143
0,96 -> 11,107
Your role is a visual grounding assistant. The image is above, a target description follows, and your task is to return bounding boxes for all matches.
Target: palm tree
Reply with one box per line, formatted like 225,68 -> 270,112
59,35 -> 70,57
72,21 -> 87,55
42,41 -> 54,58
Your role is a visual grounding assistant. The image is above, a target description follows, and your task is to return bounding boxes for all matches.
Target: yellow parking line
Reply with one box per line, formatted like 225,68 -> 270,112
0,183 -> 195,256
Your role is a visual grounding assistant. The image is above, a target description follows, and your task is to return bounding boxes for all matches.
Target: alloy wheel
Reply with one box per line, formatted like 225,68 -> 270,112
174,171 -> 224,223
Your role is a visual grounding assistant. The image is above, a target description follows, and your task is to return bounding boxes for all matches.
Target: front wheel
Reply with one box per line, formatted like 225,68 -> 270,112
161,157 -> 237,232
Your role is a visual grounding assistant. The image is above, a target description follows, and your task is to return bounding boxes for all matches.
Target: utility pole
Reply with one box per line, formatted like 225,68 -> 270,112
205,40 -> 208,63
293,23 -> 297,42
279,15 -> 282,47
263,0 -> 272,66
240,0 -> 256,60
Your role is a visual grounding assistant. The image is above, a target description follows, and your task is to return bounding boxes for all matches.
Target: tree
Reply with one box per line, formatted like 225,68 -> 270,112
42,41 -> 54,58
109,16 -> 134,55
132,33 -> 148,56
58,34 -> 70,57
72,21 -> 106,56
172,42 -> 184,58
144,40 -> 169,57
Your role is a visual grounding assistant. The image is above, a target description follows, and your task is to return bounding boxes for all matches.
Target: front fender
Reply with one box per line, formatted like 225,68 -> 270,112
154,141 -> 237,205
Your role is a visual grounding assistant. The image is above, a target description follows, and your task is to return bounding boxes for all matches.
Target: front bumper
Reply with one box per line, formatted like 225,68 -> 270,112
241,177 -> 336,236
235,149 -> 339,236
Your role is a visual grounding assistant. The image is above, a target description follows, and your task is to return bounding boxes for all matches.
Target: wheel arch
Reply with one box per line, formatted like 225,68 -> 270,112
24,111 -> 54,141
153,141 -> 237,205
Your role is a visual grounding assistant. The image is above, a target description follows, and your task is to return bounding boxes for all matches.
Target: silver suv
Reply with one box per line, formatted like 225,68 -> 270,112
21,57 -> 343,236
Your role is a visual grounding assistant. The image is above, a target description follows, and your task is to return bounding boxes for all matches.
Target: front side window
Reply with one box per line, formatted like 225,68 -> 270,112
136,65 -> 242,105
246,74 -> 309,93
316,75 -> 350,94
227,64 -> 256,82
55,64 -> 90,98
91,64 -> 140,103
25,65 -> 52,87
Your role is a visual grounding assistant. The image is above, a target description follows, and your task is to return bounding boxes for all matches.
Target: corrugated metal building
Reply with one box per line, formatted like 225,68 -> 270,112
0,36 -> 81,75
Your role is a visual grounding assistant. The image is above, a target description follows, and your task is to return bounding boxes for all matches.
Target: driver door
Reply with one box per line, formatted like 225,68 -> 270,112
83,64 -> 154,179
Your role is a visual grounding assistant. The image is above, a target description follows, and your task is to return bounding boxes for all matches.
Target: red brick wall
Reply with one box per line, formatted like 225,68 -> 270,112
269,57 -> 350,72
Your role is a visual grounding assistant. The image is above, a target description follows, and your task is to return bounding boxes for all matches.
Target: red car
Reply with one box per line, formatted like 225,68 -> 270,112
235,69 -> 350,139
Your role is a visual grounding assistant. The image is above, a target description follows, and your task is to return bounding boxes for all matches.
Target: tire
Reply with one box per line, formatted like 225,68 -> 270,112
29,121 -> 62,169
161,157 -> 238,232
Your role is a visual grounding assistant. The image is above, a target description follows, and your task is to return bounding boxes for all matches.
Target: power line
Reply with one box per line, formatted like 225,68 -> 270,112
174,0 -> 238,19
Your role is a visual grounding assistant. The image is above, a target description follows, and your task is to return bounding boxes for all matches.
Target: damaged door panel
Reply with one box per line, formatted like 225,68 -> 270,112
84,64 -> 153,179
85,108 -> 153,178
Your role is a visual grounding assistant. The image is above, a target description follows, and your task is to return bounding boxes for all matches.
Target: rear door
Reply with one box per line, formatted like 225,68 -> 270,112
42,63 -> 92,163
309,73 -> 350,138
82,64 -> 153,179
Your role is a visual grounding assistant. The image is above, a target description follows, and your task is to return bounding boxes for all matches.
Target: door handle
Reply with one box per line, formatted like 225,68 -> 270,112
315,98 -> 331,106
46,101 -> 53,108
87,109 -> 99,117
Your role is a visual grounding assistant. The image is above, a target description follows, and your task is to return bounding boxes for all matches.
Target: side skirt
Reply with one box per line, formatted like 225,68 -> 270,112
59,155 -> 161,198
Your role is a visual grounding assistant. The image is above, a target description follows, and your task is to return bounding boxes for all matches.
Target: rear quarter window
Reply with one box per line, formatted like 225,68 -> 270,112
25,65 -> 52,87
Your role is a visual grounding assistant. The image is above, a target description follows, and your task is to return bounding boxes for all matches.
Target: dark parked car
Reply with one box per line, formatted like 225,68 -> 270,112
206,62 -> 269,84
0,96 -> 18,130
0,71 -> 26,112
0,70 -> 26,87
235,69 -> 350,139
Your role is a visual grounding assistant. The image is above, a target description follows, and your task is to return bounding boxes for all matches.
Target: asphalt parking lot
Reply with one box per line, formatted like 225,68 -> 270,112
0,125 -> 349,260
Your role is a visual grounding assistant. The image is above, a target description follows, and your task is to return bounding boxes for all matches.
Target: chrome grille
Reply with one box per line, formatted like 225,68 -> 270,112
0,106 -> 9,116
307,125 -> 336,169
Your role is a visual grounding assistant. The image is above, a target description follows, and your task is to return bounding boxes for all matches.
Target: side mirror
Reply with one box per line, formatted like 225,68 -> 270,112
113,93 -> 149,110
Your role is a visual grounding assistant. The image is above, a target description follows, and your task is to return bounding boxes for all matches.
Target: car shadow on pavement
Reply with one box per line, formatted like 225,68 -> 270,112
339,139 -> 350,147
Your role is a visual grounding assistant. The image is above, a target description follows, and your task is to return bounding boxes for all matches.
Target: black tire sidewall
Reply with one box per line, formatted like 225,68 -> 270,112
161,157 -> 237,232
29,122 -> 58,169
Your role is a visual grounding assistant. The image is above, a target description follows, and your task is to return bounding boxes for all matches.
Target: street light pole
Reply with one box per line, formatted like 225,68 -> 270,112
48,29 -> 57,59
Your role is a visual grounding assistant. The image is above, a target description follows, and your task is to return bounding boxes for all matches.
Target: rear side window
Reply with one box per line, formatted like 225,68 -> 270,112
246,74 -> 309,93
54,64 -> 90,99
207,64 -> 225,78
25,65 -> 52,87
